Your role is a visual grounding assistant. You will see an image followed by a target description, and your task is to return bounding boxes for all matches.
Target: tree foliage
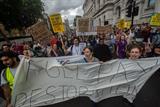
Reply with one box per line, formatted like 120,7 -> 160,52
0,0 -> 44,30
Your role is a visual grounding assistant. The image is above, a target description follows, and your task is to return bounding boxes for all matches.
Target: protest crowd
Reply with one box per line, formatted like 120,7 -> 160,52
0,24 -> 160,107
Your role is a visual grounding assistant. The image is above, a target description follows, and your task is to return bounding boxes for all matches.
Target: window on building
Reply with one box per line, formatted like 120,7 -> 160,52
104,21 -> 108,25
98,0 -> 100,9
99,18 -> 101,26
118,7 -> 121,18
148,0 -> 156,7
104,15 -> 105,24
116,6 -> 121,19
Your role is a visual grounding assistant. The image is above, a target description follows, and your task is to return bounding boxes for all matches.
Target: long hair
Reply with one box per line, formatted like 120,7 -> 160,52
126,44 -> 142,58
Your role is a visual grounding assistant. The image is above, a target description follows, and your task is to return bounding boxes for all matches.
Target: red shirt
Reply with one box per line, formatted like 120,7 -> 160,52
50,38 -> 58,46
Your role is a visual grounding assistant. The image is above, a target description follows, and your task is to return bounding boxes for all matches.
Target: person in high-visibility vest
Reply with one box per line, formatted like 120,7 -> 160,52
0,51 -> 20,106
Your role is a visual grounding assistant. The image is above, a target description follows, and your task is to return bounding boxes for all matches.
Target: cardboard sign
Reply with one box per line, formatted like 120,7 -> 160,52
25,21 -> 52,42
77,18 -> 90,32
96,26 -> 113,34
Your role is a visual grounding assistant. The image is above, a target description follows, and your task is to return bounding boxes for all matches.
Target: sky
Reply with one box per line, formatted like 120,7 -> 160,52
41,0 -> 85,26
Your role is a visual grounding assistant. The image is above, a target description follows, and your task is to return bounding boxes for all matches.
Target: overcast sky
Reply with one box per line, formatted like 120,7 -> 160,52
42,0 -> 85,25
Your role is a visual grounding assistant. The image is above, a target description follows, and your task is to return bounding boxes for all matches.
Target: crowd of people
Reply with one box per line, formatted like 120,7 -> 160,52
0,24 -> 160,107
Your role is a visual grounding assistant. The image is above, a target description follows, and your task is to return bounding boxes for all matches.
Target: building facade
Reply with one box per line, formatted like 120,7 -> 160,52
83,0 -> 159,27
64,19 -> 71,36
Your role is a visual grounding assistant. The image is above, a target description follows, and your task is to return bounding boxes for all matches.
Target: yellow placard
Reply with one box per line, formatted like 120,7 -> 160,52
150,13 -> 160,26
117,19 -> 131,29
50,13 -> 64,32
124,21 -> 131,29
117,19 -> 125,29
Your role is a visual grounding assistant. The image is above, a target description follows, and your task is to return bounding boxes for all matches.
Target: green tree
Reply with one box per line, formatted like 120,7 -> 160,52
0,0 -> 44,31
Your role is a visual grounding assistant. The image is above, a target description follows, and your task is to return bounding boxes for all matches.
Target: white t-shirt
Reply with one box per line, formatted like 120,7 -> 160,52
1,67 -> 17,85
67,45 -> 83,56
129,30 -> 135,38
79,42 -> 86,49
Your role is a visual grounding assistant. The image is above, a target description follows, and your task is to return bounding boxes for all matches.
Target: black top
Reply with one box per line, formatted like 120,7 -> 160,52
93,44 -> 112,62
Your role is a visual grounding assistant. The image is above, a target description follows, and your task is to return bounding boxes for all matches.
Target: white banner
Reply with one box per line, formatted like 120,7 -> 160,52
12,56 -> 160,107
76,32 -> 97,36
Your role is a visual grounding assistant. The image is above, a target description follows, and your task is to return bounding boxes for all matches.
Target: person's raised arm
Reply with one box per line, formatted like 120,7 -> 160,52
1,84 -> 11,105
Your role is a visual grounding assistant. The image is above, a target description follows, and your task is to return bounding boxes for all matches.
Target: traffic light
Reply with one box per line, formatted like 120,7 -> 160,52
126,4 -> 132,17
104,21 -> 108,25
133,6 -> 139,16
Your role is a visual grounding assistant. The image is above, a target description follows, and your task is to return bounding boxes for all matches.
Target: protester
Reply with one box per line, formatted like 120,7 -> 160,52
128,28 -> 135,41
0,79 -> 6,107
151,28 -> 160,46
23,44 -> 33,59
90,36 -> 97,47
153,44 -> 160,56
63,37 -> 83,56
104,34 -> 116,58
141,24 -> 151,43
50,35 -> 58,47
116,35 -> 128,59
144,42 -> 153,57
74,46 -> 99,63
48,43 -> 64,57
0,51 -> 20,106
79,36 -> 87,49
127,44 -> 142,60
1,44 -> 11,52
33,42 -> 46,57
62,36 -> 71,49
94,38 -> 111,62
